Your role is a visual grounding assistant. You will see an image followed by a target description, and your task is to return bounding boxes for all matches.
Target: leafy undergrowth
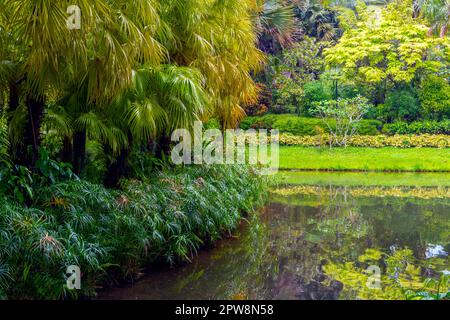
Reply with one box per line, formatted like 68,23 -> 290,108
0,165 -> 268,300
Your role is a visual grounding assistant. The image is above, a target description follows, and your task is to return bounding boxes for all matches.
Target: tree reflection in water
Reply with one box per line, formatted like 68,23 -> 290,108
99,185 -> 449,300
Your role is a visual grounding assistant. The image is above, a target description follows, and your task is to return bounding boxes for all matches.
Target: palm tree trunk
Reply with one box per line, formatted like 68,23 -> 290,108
61,136 -> 73,164
412,1 -> 421,18
104,132 -> 132,188
8,83 -> 19,112
104,147 -> 131,188
73,129 -> 86,174
155,135 -> 172,159
17,95 -> 45,167
440,25 -> 448,38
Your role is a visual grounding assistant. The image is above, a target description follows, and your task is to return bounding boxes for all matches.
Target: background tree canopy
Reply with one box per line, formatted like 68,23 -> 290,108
247,0 -> 449,127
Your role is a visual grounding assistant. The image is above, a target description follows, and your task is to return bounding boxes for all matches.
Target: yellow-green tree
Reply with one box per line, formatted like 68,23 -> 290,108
323,0 -> 449,103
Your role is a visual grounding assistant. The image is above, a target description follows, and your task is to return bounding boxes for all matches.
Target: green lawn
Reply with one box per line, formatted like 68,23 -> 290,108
278,147 -> 450,172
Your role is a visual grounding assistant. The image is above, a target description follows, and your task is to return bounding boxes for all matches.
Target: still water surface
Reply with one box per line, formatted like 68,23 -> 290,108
99,172 -> 450,300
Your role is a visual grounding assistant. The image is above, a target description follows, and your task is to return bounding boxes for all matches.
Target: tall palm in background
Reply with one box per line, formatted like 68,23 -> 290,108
254,0 -> 297,54
293,0 -> 342,41
414,0 -> 449,37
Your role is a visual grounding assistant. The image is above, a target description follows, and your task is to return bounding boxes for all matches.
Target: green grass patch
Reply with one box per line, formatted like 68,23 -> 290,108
278,146 -> 450,172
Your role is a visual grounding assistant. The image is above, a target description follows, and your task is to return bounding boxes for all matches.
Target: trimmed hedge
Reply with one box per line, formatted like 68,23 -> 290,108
383,120 -> 450,135
240,114 -> 383,136
240,115 -> 450,137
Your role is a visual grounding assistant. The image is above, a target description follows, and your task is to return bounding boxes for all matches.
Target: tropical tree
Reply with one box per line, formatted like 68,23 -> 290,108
314,95 -> 372,147
1,0 -> 164,168
414,0 -> 450,37
270,36 -> 326,113
102,65 -> 207,186
254,0 -> 297,54
293,0 -> 342,41
159,0 -> 264,129
323,0 -> 450,104
1,0 -> 265,185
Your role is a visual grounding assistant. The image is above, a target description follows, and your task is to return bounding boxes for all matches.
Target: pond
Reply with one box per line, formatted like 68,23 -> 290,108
99,172 -> 450,300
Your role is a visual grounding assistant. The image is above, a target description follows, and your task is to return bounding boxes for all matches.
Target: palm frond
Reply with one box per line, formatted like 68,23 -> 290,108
0,115 -> 10,168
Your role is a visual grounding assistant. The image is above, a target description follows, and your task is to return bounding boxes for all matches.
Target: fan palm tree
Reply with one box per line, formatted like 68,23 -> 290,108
2,0 -> 165,167
159,0 -> 264,129
293,0 -> 341,41
100,64 -> 207,186
414,0 -> 449,37
2,0 -> 264,178
253,0 -> 297,54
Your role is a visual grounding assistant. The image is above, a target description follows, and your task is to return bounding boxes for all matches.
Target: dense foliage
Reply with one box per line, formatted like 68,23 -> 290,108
383,120 -> 450,135
0,0 -> 272,300
0,0 -> 264,182
246,0 -> 450,137
242,113 -> 450,136
240,114 -> 383,135
0,0 -> 448,301
0,165 -> 268,299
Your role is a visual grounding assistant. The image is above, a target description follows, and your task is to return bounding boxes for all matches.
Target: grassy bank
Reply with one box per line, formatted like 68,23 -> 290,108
0,165 -> 267,299
278,147 -> 450,172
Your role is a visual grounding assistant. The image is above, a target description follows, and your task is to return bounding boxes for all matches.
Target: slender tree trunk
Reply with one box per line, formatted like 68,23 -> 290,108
61,136 -> 73,164
440,25 -> 448,38
104,132 -> 132,188
104,147 -> 131,188
73,129 -> 86,174
412,1 -> 420,19
16,95 -> 45,167
155,135 -> 172,159
8,83 -> 19,112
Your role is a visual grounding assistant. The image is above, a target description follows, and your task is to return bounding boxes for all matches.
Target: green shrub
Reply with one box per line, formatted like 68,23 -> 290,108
300,81 -> 333,116
275,117 -> 325,136
383,88 -> 421,122
240,114 -> 382,136
356,120 -> 383,135
418,75 -> 450,120
383,120 -> 450,135
239,114 -> 291,130
0,147 -> 77,204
